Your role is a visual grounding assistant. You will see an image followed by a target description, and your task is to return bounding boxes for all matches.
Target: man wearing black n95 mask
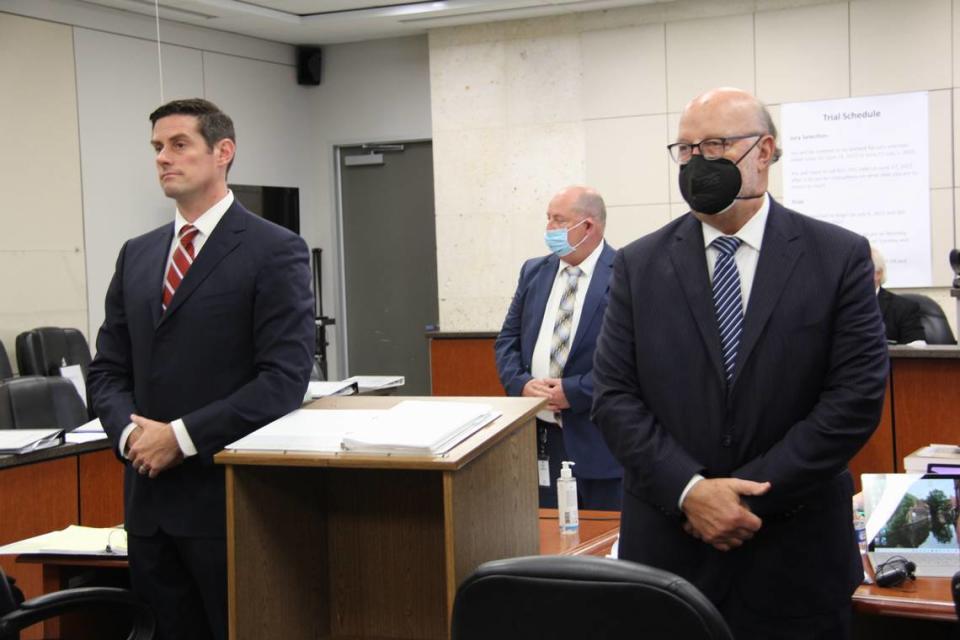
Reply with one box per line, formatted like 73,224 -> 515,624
592,87 -> 887,638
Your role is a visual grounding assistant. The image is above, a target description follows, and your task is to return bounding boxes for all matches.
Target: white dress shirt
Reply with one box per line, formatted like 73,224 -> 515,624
118,190 -> 235,459
530,241 -> 605,423
679,194 -> 770,508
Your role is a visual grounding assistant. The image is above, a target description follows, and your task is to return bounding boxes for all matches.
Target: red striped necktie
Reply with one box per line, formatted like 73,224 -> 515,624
162,224 -> 200,311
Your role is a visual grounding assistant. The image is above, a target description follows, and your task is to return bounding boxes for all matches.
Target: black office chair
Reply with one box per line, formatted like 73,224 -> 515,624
0,341 -> 11,381
15,327 -> 92,378
0,566 -> 155,640
899,294 -> 957,345
451,555 -> 734,640
0,376 -> 87,430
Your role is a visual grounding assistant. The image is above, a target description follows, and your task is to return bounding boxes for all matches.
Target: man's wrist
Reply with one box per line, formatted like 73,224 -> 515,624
170,419 -> 198,457
118,422 -> 139,458
678,474 -> 705,510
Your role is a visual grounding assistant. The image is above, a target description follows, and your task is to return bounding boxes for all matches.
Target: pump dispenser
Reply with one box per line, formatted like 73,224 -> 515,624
557,461 -> 579,533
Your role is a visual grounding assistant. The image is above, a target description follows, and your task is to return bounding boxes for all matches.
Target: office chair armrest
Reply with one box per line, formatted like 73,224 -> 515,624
0,587 -> 155,639
20,586 -> 141,610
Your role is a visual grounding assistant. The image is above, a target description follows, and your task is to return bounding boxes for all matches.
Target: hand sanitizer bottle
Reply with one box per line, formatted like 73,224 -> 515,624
557,461 -> 579,534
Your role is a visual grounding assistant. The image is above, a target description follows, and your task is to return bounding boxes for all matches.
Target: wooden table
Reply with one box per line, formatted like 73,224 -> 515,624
0,440 -> 124,640
215,395 -> 542,640
854,577 -> 955,621
538,509 -> 619,557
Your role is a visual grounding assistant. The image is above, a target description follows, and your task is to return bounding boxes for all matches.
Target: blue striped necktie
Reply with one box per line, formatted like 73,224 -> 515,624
711,236 -> 743,382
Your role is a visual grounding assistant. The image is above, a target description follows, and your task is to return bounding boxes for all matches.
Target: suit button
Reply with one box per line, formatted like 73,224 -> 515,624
720,434 -> 733,447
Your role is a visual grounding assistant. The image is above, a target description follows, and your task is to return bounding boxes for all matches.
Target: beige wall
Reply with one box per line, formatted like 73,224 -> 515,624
0,13 -> 86,366
0,0 -> 433,380
430,0 -> 960,333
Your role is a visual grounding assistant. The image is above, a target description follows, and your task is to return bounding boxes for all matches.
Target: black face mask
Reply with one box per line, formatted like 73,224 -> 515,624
677,137 -> 765,215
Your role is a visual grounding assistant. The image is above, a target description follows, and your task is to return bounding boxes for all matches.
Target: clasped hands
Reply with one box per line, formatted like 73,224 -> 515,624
522,378 -> 570,414
125,414 -> 184,479
681,477 -> 771,552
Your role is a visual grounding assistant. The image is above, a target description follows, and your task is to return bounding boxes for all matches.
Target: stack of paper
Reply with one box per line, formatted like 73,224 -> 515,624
226,400 -> 499,456
66,418 -> 108,444
0,525 -> 126,556
226,410 -> 381,452
340,400 -> 500,455
305,379 -> 359,400
0,429 -> 63,455
344,375 -> 405,392
904,444 -> 960,473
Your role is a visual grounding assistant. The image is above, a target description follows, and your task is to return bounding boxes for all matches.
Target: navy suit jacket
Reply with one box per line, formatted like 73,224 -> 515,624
495,243 -> 621,480
88,201 -> 315,538
592,199 -> 887,615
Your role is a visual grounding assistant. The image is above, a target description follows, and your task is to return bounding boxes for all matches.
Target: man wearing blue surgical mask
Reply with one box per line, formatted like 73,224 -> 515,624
495,185 -> 622,510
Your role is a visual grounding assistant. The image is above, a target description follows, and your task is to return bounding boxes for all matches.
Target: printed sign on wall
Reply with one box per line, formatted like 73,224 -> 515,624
782,92 -> 930,287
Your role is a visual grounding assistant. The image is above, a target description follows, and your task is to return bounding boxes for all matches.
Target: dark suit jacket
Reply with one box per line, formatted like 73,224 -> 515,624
877,287 -> 926,343
88,201 -> 315,538
495,243 -> 621,479
592,199 -> 887,616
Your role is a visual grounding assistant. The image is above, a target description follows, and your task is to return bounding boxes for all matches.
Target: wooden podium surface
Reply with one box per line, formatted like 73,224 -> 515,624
215,396 -> 542,640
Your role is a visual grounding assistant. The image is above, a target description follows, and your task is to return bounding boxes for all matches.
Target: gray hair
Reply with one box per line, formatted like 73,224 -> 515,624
572,189 -> 607,225
758,102 -> 782,164
871,246 -> 886,285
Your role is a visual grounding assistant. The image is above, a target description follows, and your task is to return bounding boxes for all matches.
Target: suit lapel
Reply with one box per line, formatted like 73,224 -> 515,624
568,243 -> 613,362
668,215 -> 727,385
731,199 -> 802,389
148,225 -> 175,328
158,204 -> 246,326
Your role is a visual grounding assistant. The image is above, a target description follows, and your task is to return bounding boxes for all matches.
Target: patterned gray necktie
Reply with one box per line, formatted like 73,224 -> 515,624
711,236 -> 743,382
550,265 -> 583,378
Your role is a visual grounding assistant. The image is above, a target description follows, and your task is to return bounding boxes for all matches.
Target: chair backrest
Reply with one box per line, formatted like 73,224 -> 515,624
0,376 -> 87,430
451,555 -> 734,640
0,341 -> 11,381
898,294 -> 957,345
15,327 -> 92,378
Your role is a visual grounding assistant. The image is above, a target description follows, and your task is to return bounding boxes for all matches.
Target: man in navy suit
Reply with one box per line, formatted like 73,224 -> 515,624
87,99 -> 314,640
495,186 -> 622,510
592,88 -> 887,638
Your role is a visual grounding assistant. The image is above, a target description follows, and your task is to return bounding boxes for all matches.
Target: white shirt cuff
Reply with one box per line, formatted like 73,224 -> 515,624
118,422 -> 137,459
678,473 -> 705,509
170,418 -> 198,457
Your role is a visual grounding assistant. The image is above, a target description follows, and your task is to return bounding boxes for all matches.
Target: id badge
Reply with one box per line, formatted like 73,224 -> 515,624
538,458 -> 550,487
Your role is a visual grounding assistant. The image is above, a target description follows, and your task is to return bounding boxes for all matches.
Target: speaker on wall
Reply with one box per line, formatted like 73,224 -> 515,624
297,46 -> 322,86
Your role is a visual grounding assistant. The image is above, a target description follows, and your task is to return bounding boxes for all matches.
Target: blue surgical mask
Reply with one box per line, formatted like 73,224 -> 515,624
544,218 -> 588,257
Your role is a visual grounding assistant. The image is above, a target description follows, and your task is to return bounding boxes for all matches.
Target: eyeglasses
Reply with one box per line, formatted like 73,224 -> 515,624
666,133 -> 765,164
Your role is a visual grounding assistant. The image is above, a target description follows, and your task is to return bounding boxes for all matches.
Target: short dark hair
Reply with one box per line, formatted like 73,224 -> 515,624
149,98 -> 236,169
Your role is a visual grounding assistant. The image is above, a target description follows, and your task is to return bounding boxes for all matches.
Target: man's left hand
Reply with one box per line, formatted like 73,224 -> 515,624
543,378 -> 570,412
127,414 -> 184,479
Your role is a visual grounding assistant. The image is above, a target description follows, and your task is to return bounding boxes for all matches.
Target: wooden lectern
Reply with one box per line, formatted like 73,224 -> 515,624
215,396 -> 541,640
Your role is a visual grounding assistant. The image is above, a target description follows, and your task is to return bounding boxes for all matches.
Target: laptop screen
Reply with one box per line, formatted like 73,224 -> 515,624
861,473 -> 960,577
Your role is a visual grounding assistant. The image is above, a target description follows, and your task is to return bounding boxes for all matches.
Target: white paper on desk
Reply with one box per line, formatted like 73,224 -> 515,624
225,409 -> 383,452
0,429 -> 63,454
343,375 -> 405,391
0,525 -> 126,556
340,400 -> 500,455
65,418 -> 107,444
305,380 -> 358,400
60,364 -> 87,408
